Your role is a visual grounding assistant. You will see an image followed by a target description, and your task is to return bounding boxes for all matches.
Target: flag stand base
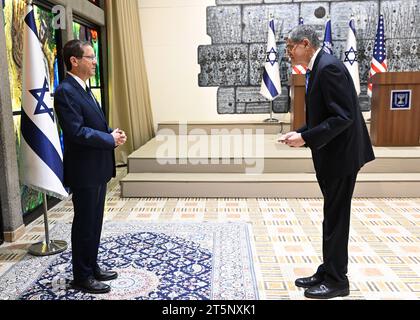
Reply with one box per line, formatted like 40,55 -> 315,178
263,101 -> 279,123
28,240 -> 68,256
263,118 -> 279,123
28,194 -> 67,257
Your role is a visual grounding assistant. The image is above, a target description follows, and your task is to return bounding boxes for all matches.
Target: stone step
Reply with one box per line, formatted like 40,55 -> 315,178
128,135 -> 420,174
157,120 -> 371,135
157,121 -> 289,135
120,172 -> 420,198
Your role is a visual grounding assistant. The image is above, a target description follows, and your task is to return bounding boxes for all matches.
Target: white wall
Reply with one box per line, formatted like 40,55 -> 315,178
138,0 -> 289,129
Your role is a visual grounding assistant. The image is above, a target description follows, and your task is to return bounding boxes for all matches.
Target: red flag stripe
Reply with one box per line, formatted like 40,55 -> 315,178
292,65 -> 307,74
371,59 -> 388,73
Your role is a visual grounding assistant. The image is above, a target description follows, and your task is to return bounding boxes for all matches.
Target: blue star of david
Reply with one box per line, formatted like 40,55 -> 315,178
266,47 -> 278,66
30,78 -> 55,122
344,47 -> 358,66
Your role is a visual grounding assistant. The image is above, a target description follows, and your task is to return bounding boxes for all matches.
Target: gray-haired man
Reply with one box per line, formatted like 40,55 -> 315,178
280,25 -> 375,299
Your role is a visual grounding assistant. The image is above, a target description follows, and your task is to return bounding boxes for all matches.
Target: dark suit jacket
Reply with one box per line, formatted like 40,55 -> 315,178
297,50 -> 375,180
54,76 -> 116,188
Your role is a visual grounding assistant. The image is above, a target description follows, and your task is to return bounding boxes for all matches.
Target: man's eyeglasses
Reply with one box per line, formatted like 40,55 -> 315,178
285,42 -> 302,54
80,55 -> 97,61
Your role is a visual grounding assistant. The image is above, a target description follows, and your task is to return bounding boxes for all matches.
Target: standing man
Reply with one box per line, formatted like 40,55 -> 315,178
279,25 -> 375,299
54,40 -> 127,294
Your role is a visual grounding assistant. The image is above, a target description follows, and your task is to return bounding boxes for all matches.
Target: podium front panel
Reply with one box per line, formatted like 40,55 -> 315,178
370,72 -> 420,146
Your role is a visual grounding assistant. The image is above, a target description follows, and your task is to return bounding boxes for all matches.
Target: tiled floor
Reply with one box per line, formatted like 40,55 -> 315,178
1,168 -> 419,300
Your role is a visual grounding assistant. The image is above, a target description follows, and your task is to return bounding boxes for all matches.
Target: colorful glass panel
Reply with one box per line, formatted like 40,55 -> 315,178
72,21 -> 102,89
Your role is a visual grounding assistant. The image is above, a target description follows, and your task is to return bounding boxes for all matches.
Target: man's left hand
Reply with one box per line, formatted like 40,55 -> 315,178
284,132 -> 305,148
118,130 -> 127,145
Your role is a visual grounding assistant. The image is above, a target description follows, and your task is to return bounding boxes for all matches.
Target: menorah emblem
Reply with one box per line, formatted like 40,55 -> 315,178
391,90 -> 411,110
396,94 -> 406,106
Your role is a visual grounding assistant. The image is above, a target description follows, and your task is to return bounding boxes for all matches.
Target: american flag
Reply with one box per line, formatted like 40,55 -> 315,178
367,14 -> 388,97
292,65 -> 307,75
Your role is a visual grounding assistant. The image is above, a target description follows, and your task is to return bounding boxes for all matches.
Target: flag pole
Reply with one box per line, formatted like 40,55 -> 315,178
28,193 -> 67,256
264,101 -> 278,123
261,13 -> 279,123
22,0 -> 68,256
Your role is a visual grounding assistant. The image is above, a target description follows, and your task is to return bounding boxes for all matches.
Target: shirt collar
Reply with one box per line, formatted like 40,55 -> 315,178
307,48 -> 321,71
68,72 -> 88,91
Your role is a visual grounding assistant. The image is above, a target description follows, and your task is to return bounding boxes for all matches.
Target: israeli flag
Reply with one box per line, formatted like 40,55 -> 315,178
19,5 -> 68,200
260,18 -> 282,101
343,18 -> 361,95
322,18 -> 333,55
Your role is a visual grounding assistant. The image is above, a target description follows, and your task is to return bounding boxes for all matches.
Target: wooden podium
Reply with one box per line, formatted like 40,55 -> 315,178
289,74 -> 306,131
371,72 -> 420,146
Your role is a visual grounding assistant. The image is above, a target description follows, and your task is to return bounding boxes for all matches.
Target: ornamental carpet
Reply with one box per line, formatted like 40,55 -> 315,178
0,221 -> 257,300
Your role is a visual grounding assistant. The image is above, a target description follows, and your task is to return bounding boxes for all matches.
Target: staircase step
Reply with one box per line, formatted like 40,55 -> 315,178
157,121 -> 371,135
157,121 -> 288,135
128,135 -> 420,173
120,173 -> 420,198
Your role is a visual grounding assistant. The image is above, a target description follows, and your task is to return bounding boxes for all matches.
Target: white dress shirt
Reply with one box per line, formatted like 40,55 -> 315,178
307,48 -> 322,71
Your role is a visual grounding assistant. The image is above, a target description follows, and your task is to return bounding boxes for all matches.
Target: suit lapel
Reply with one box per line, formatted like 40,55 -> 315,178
307,50 -> 324,95
65,76 -> 106,121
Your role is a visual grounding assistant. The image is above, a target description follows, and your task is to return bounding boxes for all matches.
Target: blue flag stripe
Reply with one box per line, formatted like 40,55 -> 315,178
269,20 -> 275,34
21,109 -> 64,184
263,69 -> 279,98
24,9 -> 39,39
349,19 -> 356,35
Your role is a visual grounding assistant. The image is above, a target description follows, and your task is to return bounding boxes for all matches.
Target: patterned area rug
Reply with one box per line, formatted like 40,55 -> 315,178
0,222 -> 258,300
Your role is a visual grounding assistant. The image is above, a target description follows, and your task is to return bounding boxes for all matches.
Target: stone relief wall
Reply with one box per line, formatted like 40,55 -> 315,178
198,0 -> 420,114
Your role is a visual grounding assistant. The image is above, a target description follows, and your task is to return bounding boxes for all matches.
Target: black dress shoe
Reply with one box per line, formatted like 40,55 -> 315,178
295,273 -> 324,288
94,268 -> 118,281
304,282 -> 350,299
71,277 -> 111,294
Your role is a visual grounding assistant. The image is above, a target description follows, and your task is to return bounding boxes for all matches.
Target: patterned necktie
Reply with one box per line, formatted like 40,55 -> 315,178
305,69 -> 311,94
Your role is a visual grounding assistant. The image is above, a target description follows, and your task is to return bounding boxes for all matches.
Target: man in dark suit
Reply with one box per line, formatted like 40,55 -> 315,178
279,25 -> 375,299
54,40 -> 127,294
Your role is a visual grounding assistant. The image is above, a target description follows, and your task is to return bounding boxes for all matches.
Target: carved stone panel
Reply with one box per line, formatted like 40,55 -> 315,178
216,0 -> 263,5
217,87 -> 236,114
207,6 -> 242,44
198,45 -> 249,87
264,0 -> 293,3
387,38 -> 420,72
300,2 -> 329,27
382,0 -> 420,40
242,4 -> 299,43
237,86 -> 271,114
217,86 -> 290,114
330,1 -> 378,40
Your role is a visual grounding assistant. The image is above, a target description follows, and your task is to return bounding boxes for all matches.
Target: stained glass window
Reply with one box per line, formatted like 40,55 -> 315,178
3,0 -> 62,215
